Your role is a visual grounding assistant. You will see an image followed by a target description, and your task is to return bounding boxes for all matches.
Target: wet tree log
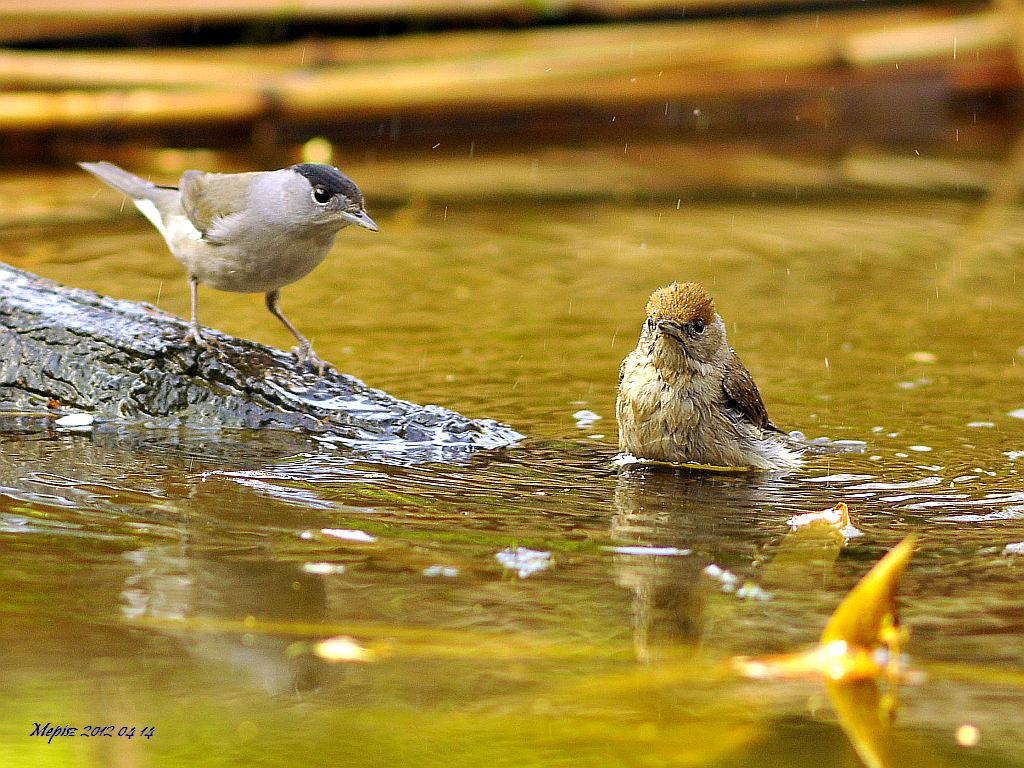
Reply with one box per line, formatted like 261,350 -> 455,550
0,263 -> 522,459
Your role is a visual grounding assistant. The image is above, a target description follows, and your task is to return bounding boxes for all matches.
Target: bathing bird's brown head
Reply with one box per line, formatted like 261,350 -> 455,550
643,282 -> 728,367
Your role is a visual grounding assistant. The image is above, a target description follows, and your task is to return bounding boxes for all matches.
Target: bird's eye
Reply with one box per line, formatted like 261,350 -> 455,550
311,186 -> 333,205
691,318 -> 706,334
644,318 -> 655,332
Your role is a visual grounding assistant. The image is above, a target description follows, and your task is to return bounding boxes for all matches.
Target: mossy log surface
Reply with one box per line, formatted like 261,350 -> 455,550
0,263 -> 522,459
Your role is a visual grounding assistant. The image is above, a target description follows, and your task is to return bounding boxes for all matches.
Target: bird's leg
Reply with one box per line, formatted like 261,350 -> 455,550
183,277 -> 209,348
265,290 -> 328,374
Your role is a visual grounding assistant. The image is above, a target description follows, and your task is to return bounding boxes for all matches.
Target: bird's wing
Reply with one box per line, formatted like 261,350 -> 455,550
179,171 -> 261,242
721,353 -> 782,433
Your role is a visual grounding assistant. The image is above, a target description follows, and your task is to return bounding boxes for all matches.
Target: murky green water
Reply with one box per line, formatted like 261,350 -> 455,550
1,148 -> 1023,766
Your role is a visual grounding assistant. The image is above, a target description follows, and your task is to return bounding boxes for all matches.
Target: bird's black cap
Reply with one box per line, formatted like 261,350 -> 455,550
291,163 -> 362,202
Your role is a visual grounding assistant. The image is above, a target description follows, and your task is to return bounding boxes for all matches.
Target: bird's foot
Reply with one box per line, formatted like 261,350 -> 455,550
183,325 -> 210,349
292,344 -> 330,376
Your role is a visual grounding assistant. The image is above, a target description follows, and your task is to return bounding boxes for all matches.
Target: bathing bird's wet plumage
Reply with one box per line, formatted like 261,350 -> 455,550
617,282 -> 801,470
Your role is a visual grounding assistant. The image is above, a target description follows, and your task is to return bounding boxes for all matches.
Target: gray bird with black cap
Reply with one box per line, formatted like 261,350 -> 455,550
80,160 -> 378,373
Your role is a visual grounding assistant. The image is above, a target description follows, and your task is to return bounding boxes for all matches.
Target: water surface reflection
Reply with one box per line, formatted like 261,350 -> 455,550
2,155 -> 1024,765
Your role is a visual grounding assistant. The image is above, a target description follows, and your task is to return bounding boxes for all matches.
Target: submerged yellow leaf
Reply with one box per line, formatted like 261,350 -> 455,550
763,502 -> 867,591
825,680 -> 896,768
734,640 -> 882,681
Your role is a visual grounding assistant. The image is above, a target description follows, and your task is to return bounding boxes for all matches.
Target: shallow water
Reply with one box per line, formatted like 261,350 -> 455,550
1,150 -> 1023,766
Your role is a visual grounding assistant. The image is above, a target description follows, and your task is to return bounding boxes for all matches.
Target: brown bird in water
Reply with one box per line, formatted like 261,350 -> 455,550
616,282 -> 801,470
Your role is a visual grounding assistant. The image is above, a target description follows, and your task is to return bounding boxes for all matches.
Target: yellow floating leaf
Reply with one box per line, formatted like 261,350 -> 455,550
787,501 -> 851,529
735,536 -> 916,683
786,501 -> 862,539
820,535 -> 916,649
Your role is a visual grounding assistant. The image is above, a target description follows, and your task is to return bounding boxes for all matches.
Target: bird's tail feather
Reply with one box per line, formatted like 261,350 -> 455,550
78,161 -> 163,200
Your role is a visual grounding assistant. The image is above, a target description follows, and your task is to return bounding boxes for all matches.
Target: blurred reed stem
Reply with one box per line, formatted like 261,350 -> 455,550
0,6 -> 1016,131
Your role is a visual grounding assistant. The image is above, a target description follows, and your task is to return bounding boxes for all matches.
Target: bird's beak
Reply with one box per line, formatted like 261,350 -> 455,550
656,319 -> 686,343
341,209 -> 379,231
